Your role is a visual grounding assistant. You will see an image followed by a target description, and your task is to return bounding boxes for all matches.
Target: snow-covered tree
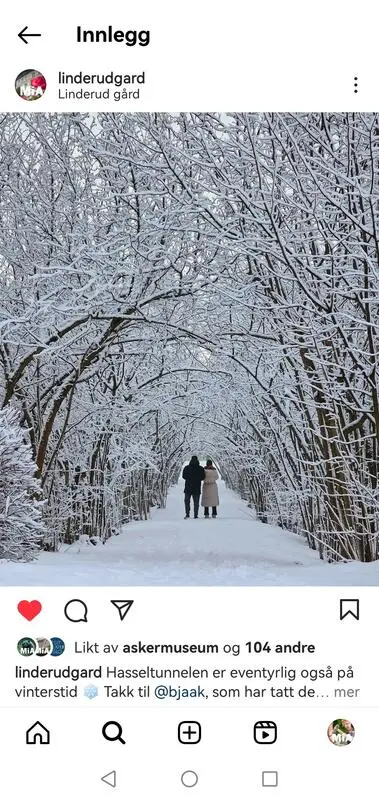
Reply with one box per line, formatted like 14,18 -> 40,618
0,407 -> 45,560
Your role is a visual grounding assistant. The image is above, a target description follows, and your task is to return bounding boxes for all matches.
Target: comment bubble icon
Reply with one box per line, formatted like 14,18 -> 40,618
64,599 -> 88,623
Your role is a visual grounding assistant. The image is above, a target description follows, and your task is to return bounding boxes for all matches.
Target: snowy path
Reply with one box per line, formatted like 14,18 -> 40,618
0,482 -> 378,586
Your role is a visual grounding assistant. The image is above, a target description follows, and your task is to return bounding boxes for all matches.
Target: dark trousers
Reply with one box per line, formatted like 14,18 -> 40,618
204,506 -> 217,517
185,492 -> 200,517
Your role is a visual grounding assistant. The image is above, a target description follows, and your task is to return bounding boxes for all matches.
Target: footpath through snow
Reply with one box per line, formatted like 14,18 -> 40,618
0,482 -> 378,586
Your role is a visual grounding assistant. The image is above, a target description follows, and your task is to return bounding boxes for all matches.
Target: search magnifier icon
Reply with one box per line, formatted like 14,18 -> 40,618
102,721 -> 126,744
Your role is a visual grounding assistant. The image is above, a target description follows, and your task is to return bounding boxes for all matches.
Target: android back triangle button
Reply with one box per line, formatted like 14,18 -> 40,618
101,771 -> 116,788
110,600 -> 134,621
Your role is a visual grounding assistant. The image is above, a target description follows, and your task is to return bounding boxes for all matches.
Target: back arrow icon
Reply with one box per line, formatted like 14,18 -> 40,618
101,771 -> 116,788
18,26 -> 42,44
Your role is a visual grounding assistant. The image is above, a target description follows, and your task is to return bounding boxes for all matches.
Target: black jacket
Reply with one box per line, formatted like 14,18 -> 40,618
182,463 -> 205,495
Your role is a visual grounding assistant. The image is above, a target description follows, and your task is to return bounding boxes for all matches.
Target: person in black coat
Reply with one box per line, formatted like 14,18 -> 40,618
182,456 -> 205,518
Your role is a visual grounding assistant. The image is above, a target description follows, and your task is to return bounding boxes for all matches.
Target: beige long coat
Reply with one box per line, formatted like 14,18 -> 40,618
201,467 -> 219,507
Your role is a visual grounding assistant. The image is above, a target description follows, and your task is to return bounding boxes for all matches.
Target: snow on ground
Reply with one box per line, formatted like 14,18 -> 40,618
0,482 -> 378,586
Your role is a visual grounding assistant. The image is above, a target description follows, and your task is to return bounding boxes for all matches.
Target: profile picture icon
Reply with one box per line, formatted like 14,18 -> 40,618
35,636 -> 52,656
15,69 -> 47,101
50,637 -> 65,657
17,637 -> 36,656
327,719 -> 355,746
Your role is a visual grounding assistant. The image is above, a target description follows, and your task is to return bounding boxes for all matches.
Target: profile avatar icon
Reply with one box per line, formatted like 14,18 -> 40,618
50,637 -> 65,656
327,719 -> 355,746
36,637 -> 52,656
15,69 -> 47,101
17,637 -> 36,656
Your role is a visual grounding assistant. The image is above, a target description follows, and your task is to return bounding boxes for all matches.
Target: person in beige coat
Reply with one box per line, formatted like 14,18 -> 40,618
201,459 -> 220,517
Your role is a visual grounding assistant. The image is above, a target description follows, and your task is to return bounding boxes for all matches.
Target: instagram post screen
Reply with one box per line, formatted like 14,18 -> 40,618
0,1 -> 378,797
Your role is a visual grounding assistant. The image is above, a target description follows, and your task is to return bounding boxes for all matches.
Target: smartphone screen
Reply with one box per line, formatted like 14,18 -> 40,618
0,1 -> 377,796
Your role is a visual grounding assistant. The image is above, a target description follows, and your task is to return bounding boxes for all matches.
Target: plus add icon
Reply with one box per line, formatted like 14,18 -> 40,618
178,721 -> 202,744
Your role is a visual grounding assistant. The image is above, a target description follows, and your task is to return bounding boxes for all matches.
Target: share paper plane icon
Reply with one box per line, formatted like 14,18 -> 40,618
110,600 -> 134,621
101,770 -> 116,788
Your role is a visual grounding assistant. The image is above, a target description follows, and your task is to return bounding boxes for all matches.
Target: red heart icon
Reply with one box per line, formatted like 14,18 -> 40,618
17,600 -> 42,621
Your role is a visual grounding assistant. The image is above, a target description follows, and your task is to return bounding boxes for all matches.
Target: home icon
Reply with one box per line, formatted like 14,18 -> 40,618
26,721 -> 50,745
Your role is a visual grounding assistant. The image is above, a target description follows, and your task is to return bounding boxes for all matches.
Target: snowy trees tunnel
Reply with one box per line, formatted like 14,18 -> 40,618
1,111 -> 379,562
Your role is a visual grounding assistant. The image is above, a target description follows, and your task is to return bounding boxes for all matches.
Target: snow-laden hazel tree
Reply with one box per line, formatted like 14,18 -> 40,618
0,114 -> 206,545
0,406 -> 44,560
123,111 -> 379,561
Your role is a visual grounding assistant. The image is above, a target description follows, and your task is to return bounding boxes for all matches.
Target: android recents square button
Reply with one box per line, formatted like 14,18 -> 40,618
262,771 -> 278,787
